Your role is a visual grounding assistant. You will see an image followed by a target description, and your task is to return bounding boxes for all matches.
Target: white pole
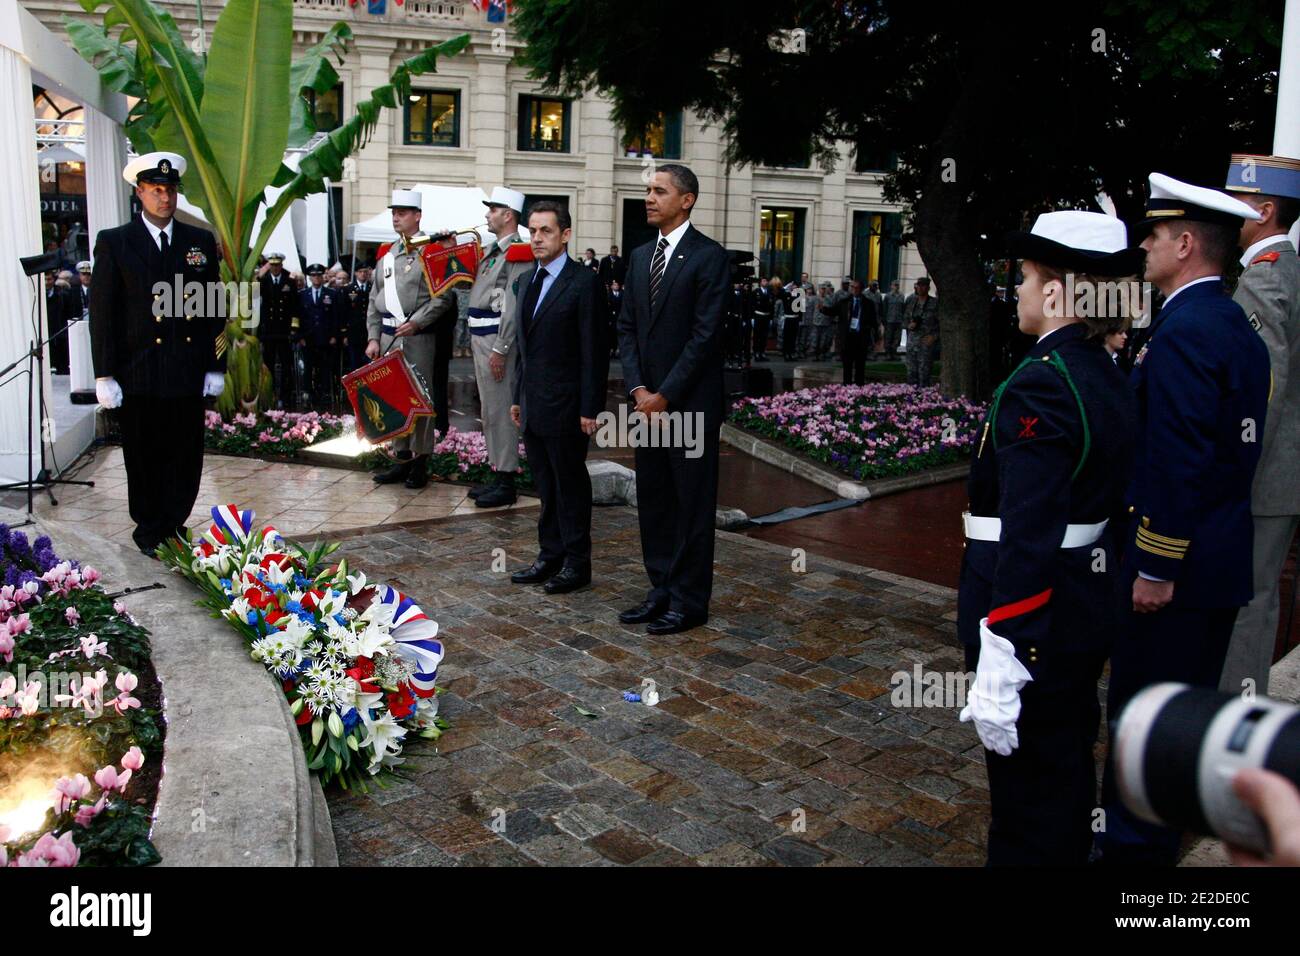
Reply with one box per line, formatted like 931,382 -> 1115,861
1279,0 -> 1300,246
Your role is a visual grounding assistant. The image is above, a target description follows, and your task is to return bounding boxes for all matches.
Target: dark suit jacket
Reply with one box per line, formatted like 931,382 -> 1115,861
599,254 -> 626,286
837,294 -> 879,346
299,285 -> 344,348
89,216 -> 224,397
512,257 -> 607,437
617,224 -> 730,427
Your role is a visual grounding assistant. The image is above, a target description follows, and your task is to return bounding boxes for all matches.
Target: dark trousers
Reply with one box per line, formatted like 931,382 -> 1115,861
263,337 -> 293,404
752,316 -> 770,357
633,430 -> 720,617
431,313 -> 455,435
782,314 -> 801,358
842,329 -> 868,385
885,322 -> 903,356
523,427 -> 592,571
1097,600 -> 1240,865
964,643 -> 1107,865
118,394 -> 205,552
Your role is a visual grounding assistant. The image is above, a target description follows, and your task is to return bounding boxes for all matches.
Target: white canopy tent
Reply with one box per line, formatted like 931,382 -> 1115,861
346,184 -> 528,252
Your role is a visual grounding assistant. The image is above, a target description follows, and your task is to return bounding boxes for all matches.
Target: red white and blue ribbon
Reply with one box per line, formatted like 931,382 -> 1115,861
208,505 -> 255,545
375,584 -> 443,696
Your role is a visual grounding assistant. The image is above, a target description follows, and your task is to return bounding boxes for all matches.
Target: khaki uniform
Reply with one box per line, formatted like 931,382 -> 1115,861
466,233 -> 532,473
366,236 -> 455,454
1221,237 -> 1300,695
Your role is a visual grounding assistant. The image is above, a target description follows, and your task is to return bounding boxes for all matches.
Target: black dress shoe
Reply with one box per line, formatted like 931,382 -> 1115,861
543,567 -> 590,595
619,597 -> 668,624
403,456 -> 430,489
511,560 -> 562,584
475,483 -> 517,507
373,458 -> 412,484
468,482 -> 492,499
645,610 -> 708,635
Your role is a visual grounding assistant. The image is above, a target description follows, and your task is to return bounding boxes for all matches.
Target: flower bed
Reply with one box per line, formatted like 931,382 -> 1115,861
159,506 -> 448,790
728,383 -> 988,481
204,410 -> 351,457
361,426 -> 535,489
0,525 -> 163,867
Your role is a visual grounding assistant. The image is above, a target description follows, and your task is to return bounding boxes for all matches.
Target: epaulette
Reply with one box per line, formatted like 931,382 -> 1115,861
505,243 -> 535,263
1249,251 -> 1281,266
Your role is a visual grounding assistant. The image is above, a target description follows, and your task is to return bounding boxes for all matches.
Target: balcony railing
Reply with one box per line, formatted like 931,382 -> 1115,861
291,0 -> 468,22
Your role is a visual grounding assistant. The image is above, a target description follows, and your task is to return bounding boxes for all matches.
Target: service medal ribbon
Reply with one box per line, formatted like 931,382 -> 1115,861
185,248 -> 207,268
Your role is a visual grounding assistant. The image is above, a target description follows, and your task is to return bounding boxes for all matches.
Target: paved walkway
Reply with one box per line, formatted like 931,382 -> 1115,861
325,506 -> 989,866
3,446 -> 535,551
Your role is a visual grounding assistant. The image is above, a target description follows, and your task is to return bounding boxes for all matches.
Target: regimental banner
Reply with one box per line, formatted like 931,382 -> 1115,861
420,235 -> 482,297
342,350 -> 434,445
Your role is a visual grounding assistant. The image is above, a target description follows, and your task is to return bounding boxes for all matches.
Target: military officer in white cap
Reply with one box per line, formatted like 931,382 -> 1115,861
466,186 -> 534,507
1097,172 -> 1270,866
89,151 -> 225,556
366,188 -> 456,488
1219,154 -> 1300,697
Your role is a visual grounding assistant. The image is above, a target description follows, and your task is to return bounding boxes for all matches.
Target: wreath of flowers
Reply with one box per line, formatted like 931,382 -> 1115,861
159,505 -> 447,789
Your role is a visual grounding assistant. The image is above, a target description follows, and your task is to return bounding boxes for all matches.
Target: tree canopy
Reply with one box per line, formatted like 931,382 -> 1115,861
513,0 -> 1283,396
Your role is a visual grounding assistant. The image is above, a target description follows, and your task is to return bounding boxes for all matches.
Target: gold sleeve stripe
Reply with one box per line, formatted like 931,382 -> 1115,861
1136,538 -> 1186,560
1137,527 -> 1191,548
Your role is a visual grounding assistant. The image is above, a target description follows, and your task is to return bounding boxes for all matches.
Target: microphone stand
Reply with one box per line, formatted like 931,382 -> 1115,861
0,280 -> 96,527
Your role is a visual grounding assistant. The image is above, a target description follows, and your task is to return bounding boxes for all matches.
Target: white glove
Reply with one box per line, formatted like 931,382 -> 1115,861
203,372 -> 226,397
95,377 -> 123,409
959,617 -> 1033,756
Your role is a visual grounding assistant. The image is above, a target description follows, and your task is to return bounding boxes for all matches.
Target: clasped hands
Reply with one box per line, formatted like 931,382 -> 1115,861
631,386 -> 668,416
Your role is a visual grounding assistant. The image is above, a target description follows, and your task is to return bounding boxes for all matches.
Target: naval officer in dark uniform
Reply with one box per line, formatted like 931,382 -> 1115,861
299,263 -> 343,407
957,211 -> 1139,865
257,252 -> 300,406
1097,173 -> 1271,866
90,152 -> 225,556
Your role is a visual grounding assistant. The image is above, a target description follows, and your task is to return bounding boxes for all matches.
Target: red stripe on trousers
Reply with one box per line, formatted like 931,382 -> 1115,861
987,588 -> 1052,625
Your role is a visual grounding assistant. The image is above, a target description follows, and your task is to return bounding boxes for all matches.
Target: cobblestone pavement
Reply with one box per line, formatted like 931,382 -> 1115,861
326,506 -> 991,866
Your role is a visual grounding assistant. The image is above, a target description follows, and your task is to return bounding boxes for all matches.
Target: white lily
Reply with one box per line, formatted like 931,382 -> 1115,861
345,571 -> 367,595
359,712 -> 406,774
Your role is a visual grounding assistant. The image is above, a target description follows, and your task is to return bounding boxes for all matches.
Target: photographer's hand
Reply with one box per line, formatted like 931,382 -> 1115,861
1228,768 -> 1300,866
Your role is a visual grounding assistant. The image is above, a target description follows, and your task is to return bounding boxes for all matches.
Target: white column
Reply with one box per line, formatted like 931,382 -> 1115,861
578,94 -> 615,252
83,105 -> 128,246
354,39 -> 396,222
0,41 -> 44,484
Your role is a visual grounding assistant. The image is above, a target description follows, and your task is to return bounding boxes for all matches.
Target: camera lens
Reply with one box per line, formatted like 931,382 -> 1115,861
1114,683 -> 1300,855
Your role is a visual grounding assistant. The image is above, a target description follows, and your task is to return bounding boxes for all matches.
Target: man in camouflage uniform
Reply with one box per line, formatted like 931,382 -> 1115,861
904,277 -> 939,386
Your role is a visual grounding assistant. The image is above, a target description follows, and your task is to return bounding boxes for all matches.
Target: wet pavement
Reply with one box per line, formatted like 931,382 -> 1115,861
325,506 -> 986,867
746,483 -> 969,590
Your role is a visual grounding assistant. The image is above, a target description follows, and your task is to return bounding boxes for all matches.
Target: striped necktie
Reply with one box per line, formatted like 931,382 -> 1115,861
649,236 -> 668,308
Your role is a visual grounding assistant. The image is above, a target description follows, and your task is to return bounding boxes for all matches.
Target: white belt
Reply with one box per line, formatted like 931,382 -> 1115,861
467,315 -> 500,328
381,313 -> 400,330
962,512 -> 1108,549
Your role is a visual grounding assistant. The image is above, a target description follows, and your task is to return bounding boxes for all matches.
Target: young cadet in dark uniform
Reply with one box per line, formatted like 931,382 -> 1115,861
957,211 -> 1140,865
257,252 -> 300,405
1097,174 -> 1271,866
90,152 -> 225,556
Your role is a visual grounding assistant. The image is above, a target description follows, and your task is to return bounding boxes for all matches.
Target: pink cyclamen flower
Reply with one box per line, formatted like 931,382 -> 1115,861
17,681 -> 40,716
0,632 -> 12,664
80,567 -> 101,586
121,746 -> 144,771
113,601 -> 127,615
75,794 -> 109,827
80,634 -> 109,660
64,606 -> 80,626
53,773 -> 92,814
21,831 -> 80,867
94,764 -> 131,793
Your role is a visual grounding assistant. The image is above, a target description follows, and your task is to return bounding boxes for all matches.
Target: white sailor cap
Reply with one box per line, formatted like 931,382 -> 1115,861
389,189 -> 424,210
123,151 -> 185,185
483,186 -> 526,214
1134,172 -> 1262,239
76,260 -> 92,273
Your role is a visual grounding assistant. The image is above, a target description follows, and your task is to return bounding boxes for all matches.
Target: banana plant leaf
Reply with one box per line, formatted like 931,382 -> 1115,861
287,22 -> 352,148
198,0 -> 293,261
249,32 -> 471,274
